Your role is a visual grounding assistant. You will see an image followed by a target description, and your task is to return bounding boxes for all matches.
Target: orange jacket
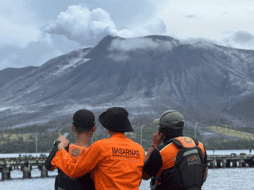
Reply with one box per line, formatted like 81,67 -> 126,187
158,137 -> 206,174
142,137 -> 206,179
52,133 -> 145,190
50,144 -> 88,171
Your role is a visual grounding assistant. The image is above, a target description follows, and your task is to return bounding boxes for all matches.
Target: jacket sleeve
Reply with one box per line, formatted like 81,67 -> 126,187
142,148 -> 163,180
45,140 -> 69,171
45,143 -> 60,171
52,141 -> 103,179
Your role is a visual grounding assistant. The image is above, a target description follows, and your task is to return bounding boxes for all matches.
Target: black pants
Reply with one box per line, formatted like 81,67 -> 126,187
55,176 -> 58,190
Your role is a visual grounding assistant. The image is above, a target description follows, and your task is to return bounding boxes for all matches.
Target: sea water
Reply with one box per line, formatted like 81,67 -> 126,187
0,150 -> 254,190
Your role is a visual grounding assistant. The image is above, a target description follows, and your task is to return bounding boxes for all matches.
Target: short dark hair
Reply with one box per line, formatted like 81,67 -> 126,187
74,125 -> 95,134
72,109 -> 95,134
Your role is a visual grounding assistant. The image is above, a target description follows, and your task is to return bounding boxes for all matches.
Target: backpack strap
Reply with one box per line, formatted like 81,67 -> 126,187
192,138 -> 207,164
172,137 -> 206,166
171,138 -> 183,148
192,138 -> 199,146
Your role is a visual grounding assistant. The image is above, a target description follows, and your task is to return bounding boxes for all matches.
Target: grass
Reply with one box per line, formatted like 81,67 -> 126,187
0,133 -> 34,145
206,125 -> 254,140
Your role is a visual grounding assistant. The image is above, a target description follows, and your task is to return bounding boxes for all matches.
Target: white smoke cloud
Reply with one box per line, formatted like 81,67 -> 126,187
178,31 -> 254,51
122,18 -> 167,38
108,38 -> 175,52
44,5 -> 117,46
44,5 -> 167,46
179,37 -> 220,51
108,53 -> 130,62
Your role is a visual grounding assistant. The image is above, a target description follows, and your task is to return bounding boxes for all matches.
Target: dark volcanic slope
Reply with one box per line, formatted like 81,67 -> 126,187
0,35 -> 254,128
0,66 -> 38,87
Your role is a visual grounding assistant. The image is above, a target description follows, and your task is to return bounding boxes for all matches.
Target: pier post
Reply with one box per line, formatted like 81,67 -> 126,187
221,159 -> 226,168
232,160 -> 237,167
1,167 -> 11,180
216,160 -> 221,168
22,166 -> 31,178
210,159 -> 216,168
226,160 -> 231,168
22,162 -> 32,178
39,165 -> 48,177
239,160 -> 246,167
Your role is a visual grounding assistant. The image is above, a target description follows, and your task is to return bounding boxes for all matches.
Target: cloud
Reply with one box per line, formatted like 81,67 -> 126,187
139,18 -> 167,35
219,31 -> 254,50
0,18 -> 42,49
0,0 -> 42,48
0,30 -> 85,71
185,15 -> 196,18
179,37 -> 221,51
232,31 -> 254,44
1,3 -> 168,70
108,38 -> 175,52
44,5 -> 118,46
108,53 -> 130,62
44,5 -> 167,46
176,30 -> 254,51
0,41 -> 63,70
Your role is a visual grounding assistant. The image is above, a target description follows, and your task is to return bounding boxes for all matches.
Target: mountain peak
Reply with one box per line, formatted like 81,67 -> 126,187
0,34 -> 254,129
85,35 -> 124,58
143,35 -> 178,42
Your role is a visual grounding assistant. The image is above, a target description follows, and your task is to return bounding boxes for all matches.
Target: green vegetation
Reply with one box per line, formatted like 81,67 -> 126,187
0,124 -> 110,153
206,125 -> 254,140
1,114 -> 254,153
0,121 -> 203,153
206,137 -> 254,150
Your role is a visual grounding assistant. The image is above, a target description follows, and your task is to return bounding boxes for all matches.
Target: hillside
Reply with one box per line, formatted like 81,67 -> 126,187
0,35 -> 253,132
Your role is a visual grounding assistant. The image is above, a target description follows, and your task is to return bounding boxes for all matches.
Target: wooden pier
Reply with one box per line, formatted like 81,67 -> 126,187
207,153 -> 254,168
0,154 -> 49,180
1,153 -> 254,180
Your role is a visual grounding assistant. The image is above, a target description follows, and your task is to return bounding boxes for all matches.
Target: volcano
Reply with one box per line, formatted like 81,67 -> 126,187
0,35 -> 254,129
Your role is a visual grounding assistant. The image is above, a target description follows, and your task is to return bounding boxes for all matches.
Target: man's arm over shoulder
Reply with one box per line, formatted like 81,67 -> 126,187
52,141 -> 103,179
142,147 -> 162,180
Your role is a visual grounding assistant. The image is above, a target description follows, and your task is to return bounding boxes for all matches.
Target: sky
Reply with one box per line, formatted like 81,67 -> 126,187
0,0 -> 254,70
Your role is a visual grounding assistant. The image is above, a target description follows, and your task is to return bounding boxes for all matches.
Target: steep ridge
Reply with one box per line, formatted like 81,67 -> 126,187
0,66 -> 38,87
0,35 -> 253,128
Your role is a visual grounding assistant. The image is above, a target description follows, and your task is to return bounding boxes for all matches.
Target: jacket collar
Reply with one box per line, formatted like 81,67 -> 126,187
110,133 -> 126,138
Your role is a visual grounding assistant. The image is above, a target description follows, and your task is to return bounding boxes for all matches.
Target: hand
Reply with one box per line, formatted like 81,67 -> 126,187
57,135 -> 70,150
152,131 -> 163,148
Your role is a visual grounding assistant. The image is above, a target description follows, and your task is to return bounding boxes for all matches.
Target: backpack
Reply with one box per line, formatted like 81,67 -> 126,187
150,137 -> 208,190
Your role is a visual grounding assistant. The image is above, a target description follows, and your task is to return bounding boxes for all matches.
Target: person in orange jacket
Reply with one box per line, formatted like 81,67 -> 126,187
142,110 -> 208,190
45,109 -> 96,190
52,107 -> 145,190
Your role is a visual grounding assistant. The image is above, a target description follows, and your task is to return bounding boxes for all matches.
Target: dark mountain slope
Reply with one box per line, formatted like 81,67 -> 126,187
0,35 -> 253,129
0,66 -> 38,87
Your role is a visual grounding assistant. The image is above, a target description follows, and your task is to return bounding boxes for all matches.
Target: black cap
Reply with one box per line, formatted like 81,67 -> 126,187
72,109 -> 95,130
99,107 -> 133,132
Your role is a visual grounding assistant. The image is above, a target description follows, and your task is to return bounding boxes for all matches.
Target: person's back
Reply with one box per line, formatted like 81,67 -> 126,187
46,144 -> 94,190
152,136 -> 207,190
142,110 -> 208,190
90,132 -> 145,189
45,109 -> 96,190
51,107 -> 146,190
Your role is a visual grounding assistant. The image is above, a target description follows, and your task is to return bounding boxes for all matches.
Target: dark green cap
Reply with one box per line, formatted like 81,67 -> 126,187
153,110 -> 184,129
